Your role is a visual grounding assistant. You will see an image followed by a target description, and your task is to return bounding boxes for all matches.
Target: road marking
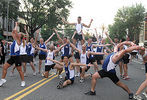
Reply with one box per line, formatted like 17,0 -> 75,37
14,74 -> 58,100
4,73 -> 55,100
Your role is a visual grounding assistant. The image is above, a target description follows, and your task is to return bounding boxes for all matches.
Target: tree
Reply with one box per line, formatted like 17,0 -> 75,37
19,0 -> 72,37
108,3 -> 145,43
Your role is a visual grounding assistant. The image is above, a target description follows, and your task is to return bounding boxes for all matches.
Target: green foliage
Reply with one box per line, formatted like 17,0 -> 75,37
19,0 -> 72,38
108,3 -> 145,43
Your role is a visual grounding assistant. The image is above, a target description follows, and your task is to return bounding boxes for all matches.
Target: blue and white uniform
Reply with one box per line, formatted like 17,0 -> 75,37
27,43 -> 35,56
45,50 -> 55,65
7,40 -> 22,66
61,44 -> 71,57
39,43 -> 47,60
64,62 -> 75,82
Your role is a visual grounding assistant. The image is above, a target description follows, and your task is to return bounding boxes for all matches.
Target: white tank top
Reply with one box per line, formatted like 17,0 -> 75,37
20,42 -> 27,55
76,23 -> 83,34
45,50 -> 54,65
80,52 -> 87,64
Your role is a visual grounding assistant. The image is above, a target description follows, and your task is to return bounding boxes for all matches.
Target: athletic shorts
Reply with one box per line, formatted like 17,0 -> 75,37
20,55 -> 29,63
80,66 -> 90,73
94,55 -> 103,62
28,55 -> 33,62
45,64 -> 56,71
61,54 -> 72,60
89,57 -> 96,64
7,56 -> 22,66
98,69 -> 119,84
130,52 -> 137,56
145,63 -> 147,73
39,54 -> 46,60
74,52 -> 80,59
74,34 -> 83,41
122,54 -> 130,64
65,77 -> 74,84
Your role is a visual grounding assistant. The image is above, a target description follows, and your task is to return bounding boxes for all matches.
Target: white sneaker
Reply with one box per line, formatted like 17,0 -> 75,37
33,72 -> 36,76
80,78 -> 84,83
142,92 -> 147,98
58,75 -> 63,79
0,79 -> 6,87
75,73 -> 80,77
21,81 -> 25,87
133,95 -> 143,100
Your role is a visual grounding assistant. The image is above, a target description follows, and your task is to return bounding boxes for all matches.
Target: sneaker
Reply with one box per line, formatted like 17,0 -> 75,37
33,72 -> 36,76
133,94 -> 143,100
84,91 -> 96,95
142,92 -> 147,98
0,79 -> 6,87
80,78 -> 84,83
57,81 -> 63,89
21,81 -> 25,87
123,76 -> 130,80
75,73 -> 80,77
58,75 -> 63,79
129,93 -> 133,99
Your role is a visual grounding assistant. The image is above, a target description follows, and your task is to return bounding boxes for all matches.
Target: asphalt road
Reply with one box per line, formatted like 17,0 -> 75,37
0,56 -> 146,100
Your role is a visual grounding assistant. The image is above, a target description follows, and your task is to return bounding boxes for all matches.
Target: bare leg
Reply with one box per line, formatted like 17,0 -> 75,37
91,72 -> 101,92
39,60 -> 42,73
2,63 -> 11,79
136,74 -> 147,95
119,61 -> 123,75
116,81 -> 131,94
63,80 -> 72,87
30,62 -> 35,73
16,66 -> 24,81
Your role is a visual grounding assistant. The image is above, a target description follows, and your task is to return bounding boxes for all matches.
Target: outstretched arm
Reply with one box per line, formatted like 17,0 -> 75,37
62,18 -> 76,25
47,58 -> 64,66
71,63 -> 94,69
54,43 -> 67,54
35,45 -> 48,52
70,42 -> 81,53
83,19 -> 93,28
53,28 -> 64,44
45,33 -> 55,45
24,26 -> 29,43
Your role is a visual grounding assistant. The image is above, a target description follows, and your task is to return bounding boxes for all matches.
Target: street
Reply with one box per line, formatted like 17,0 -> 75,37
0,57 -> 146,100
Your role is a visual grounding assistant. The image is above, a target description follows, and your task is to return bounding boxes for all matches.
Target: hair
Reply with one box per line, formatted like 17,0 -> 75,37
63,55 -> 71,59
78,16 -> 81,19
63,36 -> 67,39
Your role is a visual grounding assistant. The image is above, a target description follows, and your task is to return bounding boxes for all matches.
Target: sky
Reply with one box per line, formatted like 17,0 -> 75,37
68,0 -> 147,34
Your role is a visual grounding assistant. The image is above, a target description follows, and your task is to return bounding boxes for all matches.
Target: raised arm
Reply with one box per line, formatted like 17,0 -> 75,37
54,43 -> 67,54
92,44 -> 111,48
82,19 -> 93,28
47,58 -> 64,66
45,33 -> 55,45
70,42 -> 81,53
53,28 -> 64,44
104,32 -> 115,45
62,18 -> 76,25
24,25 -> 29,43
71,63 -> 94,69
34,29 -> 40,45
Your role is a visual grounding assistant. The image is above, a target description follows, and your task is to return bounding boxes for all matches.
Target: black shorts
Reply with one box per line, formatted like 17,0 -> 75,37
20,55 -> 29,63
122,54 -> 130,64
74,52 -> 80,59
65,77 -> 74,84
28,55 -> 33,62
145,63 -> 147,73
7,56 -> 22,66
98,70 -> 119,84
74,34 -> 83,41
45,64 -> 56,71
39,54 -> 46,60
130,52 -> 137,56
61,54 -> 72,60
80,66 -> 90,73
94,55 -> 103,61
89,57 -> 96,64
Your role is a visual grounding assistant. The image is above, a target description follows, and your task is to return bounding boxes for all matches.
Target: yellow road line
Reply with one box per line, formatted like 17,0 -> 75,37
14,74 -> 58,100
4,74 -> 55,100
